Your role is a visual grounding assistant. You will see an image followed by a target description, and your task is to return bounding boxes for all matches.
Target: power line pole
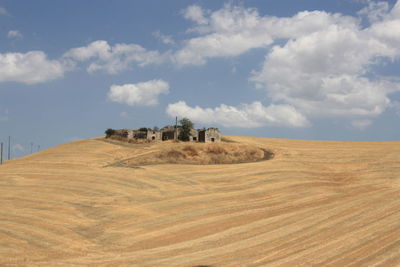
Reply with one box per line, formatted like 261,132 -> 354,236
0,142 -> 3,165
37,145 -> 40,152
8,136 -> 10,160
30,142 -> 34,154
175,116 -> 178,141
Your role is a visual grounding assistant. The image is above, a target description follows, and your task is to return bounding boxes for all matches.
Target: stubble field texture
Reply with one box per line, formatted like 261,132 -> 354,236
0,136 -> 400,266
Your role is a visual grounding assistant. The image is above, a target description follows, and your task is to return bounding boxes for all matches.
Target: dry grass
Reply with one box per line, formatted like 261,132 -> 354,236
121,142 -> 268,166
107,135 -> 153,144
1,136 -> 400,266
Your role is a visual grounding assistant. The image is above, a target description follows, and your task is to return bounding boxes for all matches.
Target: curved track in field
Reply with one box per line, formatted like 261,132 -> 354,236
1,136 -> 400,266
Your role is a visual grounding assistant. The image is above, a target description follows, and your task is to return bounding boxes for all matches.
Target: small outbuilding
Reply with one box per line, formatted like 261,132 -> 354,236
147,130 -> 161,141
198,128 -> 221,143
161,125 -> 178,141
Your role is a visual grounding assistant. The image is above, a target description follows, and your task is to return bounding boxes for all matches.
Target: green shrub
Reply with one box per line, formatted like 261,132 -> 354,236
105,128 -> 115,138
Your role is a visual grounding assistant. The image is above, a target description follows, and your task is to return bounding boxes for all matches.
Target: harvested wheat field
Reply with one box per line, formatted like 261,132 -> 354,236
1,136 -> 400,266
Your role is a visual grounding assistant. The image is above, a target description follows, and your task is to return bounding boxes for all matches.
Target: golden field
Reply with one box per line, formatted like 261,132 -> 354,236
0,136 -> 400,266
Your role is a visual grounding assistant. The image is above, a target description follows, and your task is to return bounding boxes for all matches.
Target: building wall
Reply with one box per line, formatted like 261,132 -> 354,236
118,127 -> 221,142
189,129 -> 198,142
198,128 -> 221,142
127,130 -> 135,139
146,130 -> 161,140
161,127 -> 177,140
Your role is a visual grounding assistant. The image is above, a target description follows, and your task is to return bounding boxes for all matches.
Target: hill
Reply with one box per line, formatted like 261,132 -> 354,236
0,136 -> 400,266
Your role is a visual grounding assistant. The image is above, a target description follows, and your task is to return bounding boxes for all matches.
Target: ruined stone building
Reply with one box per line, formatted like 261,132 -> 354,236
160,126 -> 177,141
198,128 -> 221,142
126,129 -> 162,140
189,129 -> 199,142
117,126 -> 221,143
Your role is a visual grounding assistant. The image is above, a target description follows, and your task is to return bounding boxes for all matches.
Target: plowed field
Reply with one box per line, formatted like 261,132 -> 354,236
1,136 -> 399,266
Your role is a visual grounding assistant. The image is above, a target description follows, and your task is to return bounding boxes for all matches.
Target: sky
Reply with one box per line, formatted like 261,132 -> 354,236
1,0 -> 400,159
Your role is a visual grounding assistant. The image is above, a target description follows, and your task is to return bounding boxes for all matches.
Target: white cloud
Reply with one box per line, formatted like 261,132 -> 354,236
7,30 -> 22,39
351,119 -> 373,129
174,4 -> 358,66
175,4 -> 274,65
166,101 -> 309,128
170,2 -> 400,127
63,40 -> 166,74
153,31 -> 175,45
0,51 -> 69,84
367,1 -> 400,55
358,0 -> 390,23
246,1 -> 400,123
108,80 -> 170,106
250,25 -> 397,118
120,111 -> 129,118
182,5 -> 209,25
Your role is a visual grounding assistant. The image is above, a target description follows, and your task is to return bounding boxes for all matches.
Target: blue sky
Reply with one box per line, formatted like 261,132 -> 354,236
1,0 -> 400,159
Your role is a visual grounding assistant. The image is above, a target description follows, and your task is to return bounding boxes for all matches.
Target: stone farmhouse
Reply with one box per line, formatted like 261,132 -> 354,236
118,126 -> 221,143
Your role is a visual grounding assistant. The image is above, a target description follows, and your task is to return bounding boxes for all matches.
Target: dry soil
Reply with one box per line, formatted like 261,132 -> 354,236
0,136 -> 399,266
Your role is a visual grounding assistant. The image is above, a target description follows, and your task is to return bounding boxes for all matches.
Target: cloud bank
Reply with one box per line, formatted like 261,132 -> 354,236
171,1 -> 400,127
166,101 -> 309,128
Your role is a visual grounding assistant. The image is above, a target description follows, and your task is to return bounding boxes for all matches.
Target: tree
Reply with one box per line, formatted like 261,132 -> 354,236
105,128 -> 115,138
178,118 -> 194,141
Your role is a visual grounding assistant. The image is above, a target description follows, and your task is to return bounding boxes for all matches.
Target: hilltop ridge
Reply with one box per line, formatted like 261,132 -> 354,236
1,136 -> 400,266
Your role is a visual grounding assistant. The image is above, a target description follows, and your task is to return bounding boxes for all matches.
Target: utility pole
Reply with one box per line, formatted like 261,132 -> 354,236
37,145 -> 40,152
175,116 -> 178,141
8,136 -> 10,160
30,142 -> 34,154
1,142 -> 3,164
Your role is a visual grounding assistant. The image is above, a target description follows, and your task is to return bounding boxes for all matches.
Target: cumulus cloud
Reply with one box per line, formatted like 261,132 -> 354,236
63,40 -> 166,74
244,1 -> 400,123
174,4 -> 358,66
0,51 -> 70,84
182,5 -> 209,25
367,1 -> 400,55
358,0 -> 390,23
108,80 -> 169,106
7,30 -> 22,39
166,101 -> 309,128
168,1 -> 400,127
250,25 -> 397,118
